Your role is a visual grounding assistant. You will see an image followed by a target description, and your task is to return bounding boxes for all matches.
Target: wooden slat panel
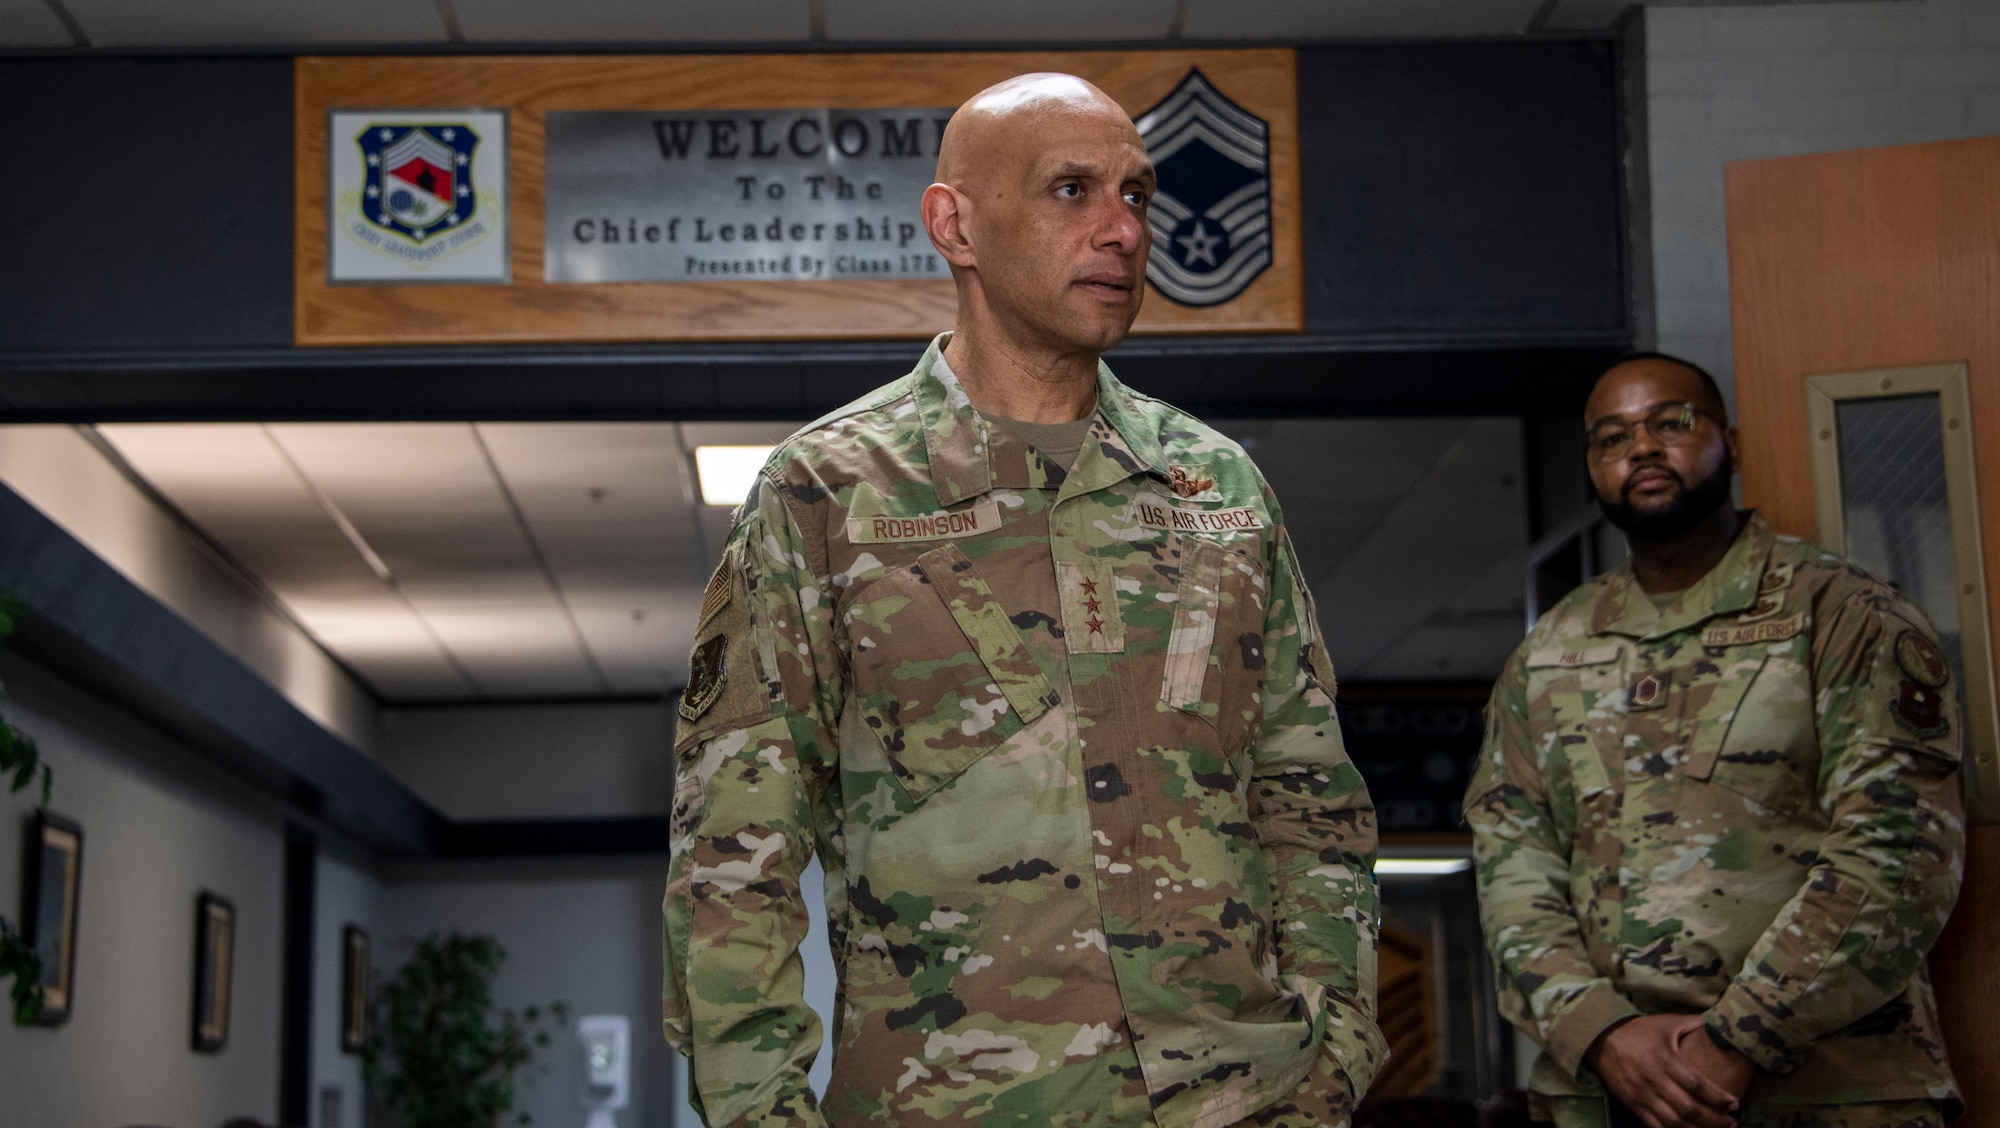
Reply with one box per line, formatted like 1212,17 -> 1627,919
295,51 -> 1301,346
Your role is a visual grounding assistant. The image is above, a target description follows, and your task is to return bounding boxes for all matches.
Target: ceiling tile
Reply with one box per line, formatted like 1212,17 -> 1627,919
452,0 -> 811,42
571,599 -> 697,695
62,0 -> 446,47
297,599 -> 476,699
95,424 -> 370,585
1540,0 -> 1635,31
0,0 -> 75,46
1185,0 -> 1546,39
265,423 -> 534,588
477,422 -> 694,574
1304,418 -> 1527,679
419,603 -> 602,697
96,424 -> 470,699
826,0 -> 1174,41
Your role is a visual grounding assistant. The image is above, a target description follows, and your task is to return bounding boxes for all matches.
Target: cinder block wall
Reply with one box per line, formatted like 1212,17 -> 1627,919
1645,0 -> 2000,406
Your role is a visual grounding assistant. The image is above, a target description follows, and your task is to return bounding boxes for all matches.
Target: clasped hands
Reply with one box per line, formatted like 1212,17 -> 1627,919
1587,1014 -> 1756,1128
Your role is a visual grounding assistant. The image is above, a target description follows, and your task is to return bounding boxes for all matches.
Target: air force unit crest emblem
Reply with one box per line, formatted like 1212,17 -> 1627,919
359,124 -> 478,243
328,109 -> 507,282
1135,70 -> 1273,307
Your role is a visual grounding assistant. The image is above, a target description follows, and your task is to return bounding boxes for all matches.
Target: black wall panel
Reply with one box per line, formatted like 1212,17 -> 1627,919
1298,43 -> 1626,337
0,58 -> 293,351
0,44 -> 1627,418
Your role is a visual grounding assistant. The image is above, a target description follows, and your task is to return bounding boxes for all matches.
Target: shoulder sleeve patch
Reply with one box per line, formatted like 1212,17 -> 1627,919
680,633 -> 729,724
674,547 -> 776,749
696,558 -> 732,630
1896,628 -> 1950,688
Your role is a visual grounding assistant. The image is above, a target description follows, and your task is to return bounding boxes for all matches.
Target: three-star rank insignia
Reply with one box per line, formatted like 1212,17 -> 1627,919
1134,69 -> 1274,307
1892,629 -> 1951,740
1059,561 -> 1125,653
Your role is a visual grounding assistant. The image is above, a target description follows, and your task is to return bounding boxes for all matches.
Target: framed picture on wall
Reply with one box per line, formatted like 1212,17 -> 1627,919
191,891 -> 234,1052
21,811 -> 83,1025
340,925 -> 369,1053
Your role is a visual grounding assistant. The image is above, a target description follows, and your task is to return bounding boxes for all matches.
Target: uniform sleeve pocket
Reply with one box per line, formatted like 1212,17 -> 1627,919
847,545 -> 1056,804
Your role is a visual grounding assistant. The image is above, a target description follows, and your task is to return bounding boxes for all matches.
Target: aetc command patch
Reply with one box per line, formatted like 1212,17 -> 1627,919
681,634 -> 728,724
1892,629 -> 1952,740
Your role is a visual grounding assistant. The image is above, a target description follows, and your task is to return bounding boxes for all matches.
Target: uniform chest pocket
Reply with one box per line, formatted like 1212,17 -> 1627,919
1681,643 -> 1816,816
846,543 -> 1059,804
1523,645 -> 1625,800
1161,537 -> 1268,756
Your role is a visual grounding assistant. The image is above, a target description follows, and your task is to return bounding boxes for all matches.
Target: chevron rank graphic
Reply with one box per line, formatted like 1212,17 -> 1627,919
328,109 -> 508,283
1134,70 -> 1273,308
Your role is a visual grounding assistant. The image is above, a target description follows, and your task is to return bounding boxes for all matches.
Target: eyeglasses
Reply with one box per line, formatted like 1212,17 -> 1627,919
1587,402 -> 1714,463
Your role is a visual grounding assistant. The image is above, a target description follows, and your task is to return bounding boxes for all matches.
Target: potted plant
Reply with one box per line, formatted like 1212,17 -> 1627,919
363,932 -> 569,1128
0,593 -> 52,1024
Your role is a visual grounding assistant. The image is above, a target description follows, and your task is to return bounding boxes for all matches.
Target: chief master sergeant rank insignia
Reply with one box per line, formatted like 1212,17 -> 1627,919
1134,69 -> 1274,307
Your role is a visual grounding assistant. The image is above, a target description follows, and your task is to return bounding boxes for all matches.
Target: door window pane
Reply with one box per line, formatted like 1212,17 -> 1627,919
1835,393 -> 1967,709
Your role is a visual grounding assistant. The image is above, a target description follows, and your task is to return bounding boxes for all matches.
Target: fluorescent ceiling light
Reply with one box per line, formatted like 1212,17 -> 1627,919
1376,858 -> 1472,876
695,445 -> 775,507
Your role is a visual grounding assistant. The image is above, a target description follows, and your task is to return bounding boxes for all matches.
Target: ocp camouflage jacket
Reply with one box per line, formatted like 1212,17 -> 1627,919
663,336 -> 1384,1128
1466,512 -> 1964,1110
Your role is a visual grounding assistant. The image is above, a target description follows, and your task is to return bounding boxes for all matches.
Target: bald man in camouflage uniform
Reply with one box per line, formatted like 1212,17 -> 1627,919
662,75 -> 1382,1127
1467,354 -> 1964,1128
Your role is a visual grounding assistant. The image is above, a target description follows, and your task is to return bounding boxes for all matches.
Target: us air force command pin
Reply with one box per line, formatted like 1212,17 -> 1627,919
1168,466 -> 1215,499
1135,70 -> 1273,308
1758,562 -> 1797,595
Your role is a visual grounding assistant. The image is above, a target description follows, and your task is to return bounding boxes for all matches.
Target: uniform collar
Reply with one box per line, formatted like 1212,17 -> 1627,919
912,332 -> 1170,506
1591,510 -> 1775,639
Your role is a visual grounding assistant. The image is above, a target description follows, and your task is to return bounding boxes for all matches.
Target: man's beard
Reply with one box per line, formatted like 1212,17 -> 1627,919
1597,452 -> 1734,541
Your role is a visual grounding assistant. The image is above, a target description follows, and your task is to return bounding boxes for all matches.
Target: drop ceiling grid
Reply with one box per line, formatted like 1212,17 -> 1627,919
56,0 -> 447,47
824,0 -> 1176,42
1186,0 -> 1558,38
450,0 -> 813,43
476,421 -> 702,695
93,422 -> 475,699
265,422 -> 606,698
1,0 -> 1728,48
0,0 -> 73,46
87,416 -> 1533,704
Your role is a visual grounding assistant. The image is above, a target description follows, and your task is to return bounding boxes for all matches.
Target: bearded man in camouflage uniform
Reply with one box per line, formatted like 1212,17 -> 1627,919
1466,354 -> 1965,1128
661,74 -> 1383,1128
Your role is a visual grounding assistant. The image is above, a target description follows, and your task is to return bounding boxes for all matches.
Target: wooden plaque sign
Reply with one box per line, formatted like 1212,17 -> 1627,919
294,51 -> 1301,346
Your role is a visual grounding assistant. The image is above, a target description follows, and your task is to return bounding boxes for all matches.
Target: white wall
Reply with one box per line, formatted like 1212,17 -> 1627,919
312,848 -> 389,1128
0,655 -> 286,1128
0,424 -> 379,754
1645,0 -> 2000,407
380,701 -> 673,820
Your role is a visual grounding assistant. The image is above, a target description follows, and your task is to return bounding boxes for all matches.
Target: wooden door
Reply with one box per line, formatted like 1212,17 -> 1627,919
1727,135 -> 2000,1123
